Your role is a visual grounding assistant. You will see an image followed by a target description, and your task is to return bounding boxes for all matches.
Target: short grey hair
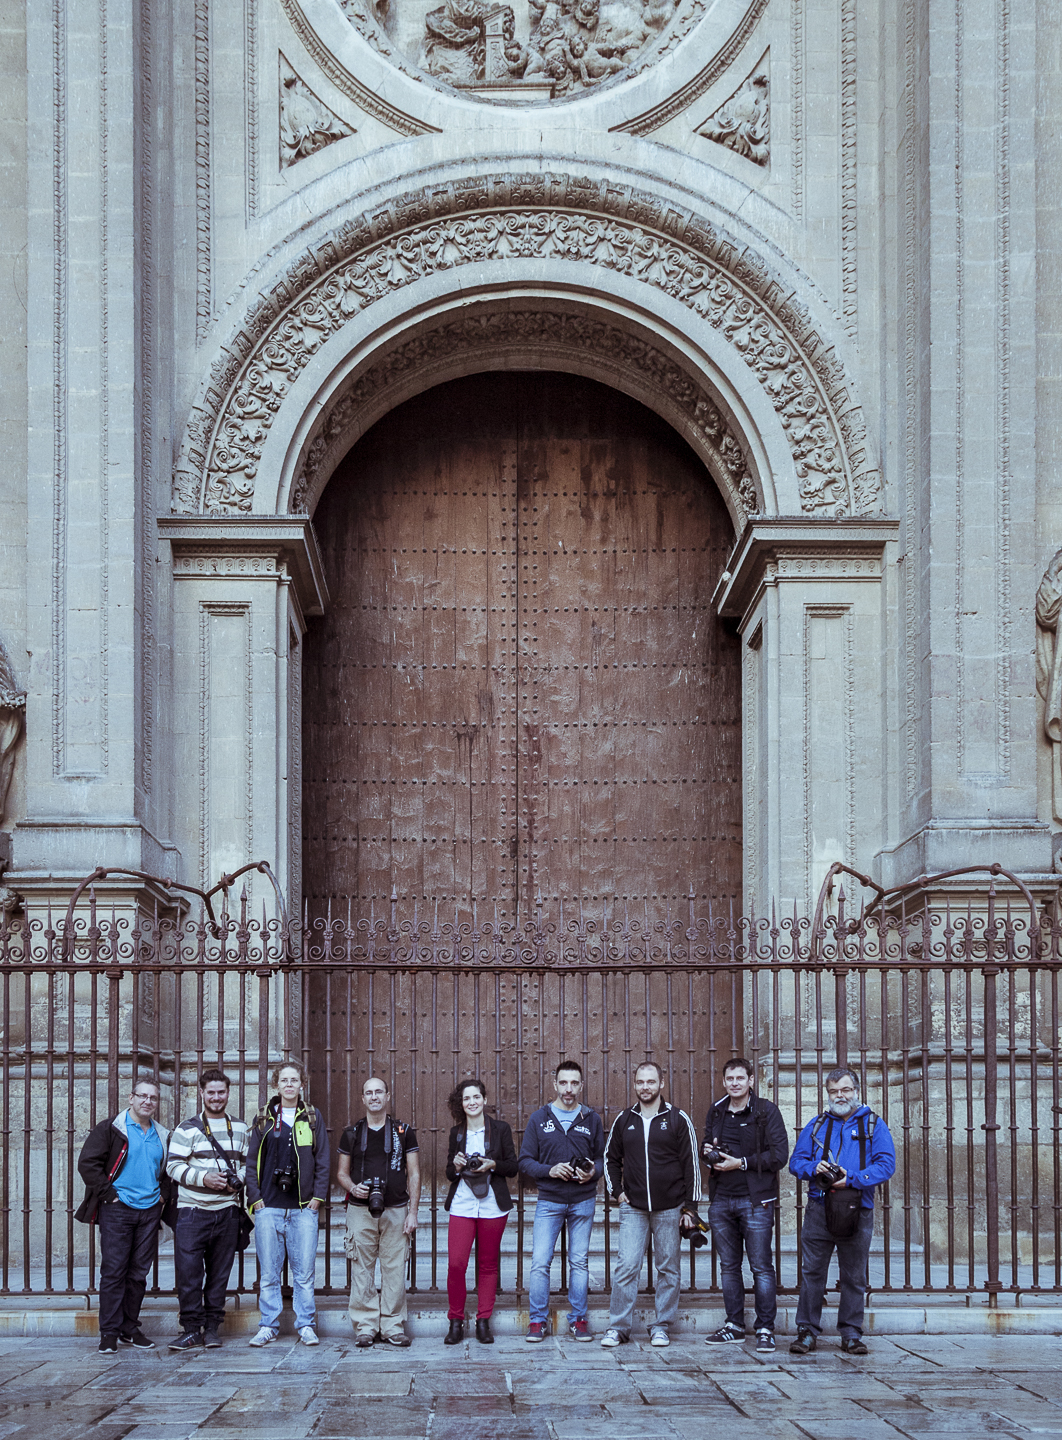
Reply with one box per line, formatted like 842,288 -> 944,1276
825,1066 -> 859,1091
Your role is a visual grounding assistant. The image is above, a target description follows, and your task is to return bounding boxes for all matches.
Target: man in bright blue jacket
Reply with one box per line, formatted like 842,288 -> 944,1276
518,1060 -> 605,1342
788,1067 -> 896,1356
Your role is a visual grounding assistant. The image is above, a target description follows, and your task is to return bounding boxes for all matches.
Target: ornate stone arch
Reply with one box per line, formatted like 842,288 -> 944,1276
174,171 -> 882,520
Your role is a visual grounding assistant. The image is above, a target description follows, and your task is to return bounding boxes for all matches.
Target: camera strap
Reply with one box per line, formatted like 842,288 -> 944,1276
200,1113 -> 241,1186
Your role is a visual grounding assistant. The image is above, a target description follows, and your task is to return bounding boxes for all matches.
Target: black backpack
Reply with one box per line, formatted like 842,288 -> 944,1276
810,1111 -> 877,1239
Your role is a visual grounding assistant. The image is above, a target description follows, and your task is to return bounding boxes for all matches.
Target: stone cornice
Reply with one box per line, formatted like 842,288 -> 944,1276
158,515 -> 330,616
713,516 -> 900,620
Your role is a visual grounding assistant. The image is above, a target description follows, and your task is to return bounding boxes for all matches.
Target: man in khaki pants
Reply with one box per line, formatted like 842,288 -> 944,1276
336,1076 -> 420,1347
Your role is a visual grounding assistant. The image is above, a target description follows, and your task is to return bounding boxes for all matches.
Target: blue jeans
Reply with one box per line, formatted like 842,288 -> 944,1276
606,1204 -> 681,1337
528,1196 -> 597,1325
254,1206 -> 319,1332
794,1199 -> 874,1339
708,1196 -> 777,1331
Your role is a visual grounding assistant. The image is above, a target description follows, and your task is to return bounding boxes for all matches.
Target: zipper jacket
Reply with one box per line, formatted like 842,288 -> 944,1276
702,1092 -> 790,1205
75,1110 -> 172,1224
245,1097 -> 330,1210
789,1103 -> 896,1210
518,1104 -> 605,1203
605,1101 -> 701,1213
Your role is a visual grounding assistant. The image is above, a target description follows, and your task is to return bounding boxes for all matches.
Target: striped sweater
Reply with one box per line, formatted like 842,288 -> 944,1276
165,1113 -> 250,1211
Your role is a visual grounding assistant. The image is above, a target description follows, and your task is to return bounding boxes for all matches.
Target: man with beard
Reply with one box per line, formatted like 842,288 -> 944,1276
787,1067 -> 896,1356
165,1069 -> 250,1350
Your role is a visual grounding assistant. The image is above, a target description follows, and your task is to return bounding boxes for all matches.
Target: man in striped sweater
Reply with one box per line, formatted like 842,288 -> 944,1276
165,1069 -> 250,1350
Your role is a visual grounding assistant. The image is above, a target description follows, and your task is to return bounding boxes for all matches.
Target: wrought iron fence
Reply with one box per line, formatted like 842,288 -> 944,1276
1,873 -> 1060,1305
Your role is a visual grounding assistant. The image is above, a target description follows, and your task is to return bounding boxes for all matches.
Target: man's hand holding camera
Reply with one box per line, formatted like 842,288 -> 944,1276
203,1170 -> 237,1193
547,1158 -> 596,1183
815,1159 -> 848,1188
702,1141 -> 743,1172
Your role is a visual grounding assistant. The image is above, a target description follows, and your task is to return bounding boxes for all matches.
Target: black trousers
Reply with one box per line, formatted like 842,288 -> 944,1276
174,1205 -> 241,1333
97,1199 -> 163,1338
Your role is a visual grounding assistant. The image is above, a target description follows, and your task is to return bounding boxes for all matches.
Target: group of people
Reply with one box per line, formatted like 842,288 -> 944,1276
76,1056 -> 896,1354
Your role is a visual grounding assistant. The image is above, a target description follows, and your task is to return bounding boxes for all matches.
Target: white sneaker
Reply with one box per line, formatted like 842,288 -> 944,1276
298,1326 -> 320,1346
600,1328 -> 626,1348
650,1327 -> 670,1347
248,1327 -> 276,1348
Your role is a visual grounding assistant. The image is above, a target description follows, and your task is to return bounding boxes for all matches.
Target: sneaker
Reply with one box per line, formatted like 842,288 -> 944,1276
600,1328 -> 627,1348
168,1331 -> 203,1352
97,1334 -> 118,1354
525,1322 -> 547,1343
705,1322 -> 746,1344
354,1332 -> 376,1349
755,1329 -> 775,1353
649,1327 -> 670,1348
202,1329 -> 221,1349
568,1318 -> 593,1342
841,1336 -> 868,1355
298,1326 -> 320,1346
789,1328 -> 817,1355
382,1332 -> 411,1347
248,1327 -> 277,1348
119,1330 -> 155,1349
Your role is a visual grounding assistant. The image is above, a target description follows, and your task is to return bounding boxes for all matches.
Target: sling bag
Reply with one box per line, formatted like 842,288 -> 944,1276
811,1111 -> 877,1240
201,1117 -> 254,1252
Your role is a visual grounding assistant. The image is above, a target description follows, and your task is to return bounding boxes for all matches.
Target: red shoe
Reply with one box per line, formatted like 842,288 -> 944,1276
568,1318 -> 593,1342
525,1322 -> 547,1343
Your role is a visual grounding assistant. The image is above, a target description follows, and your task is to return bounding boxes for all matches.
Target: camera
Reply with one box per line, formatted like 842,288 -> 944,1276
367,1176 -> 386,1218
220,1167 -> 241,1192
818,1161 -> 845,1185
570,1154 -> 593,1174
463,1155 -> 487,1173
684,1211 -> 710,1249
272,1162 -> 297,1194
702,1143 -> 724,1166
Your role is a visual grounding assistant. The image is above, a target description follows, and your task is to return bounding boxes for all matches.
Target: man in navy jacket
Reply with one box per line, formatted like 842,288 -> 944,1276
788,1067 -> 896,1355
518,1060 -> 605,1342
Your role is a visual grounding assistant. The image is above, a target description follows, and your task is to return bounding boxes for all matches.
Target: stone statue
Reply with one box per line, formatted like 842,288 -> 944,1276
1036,549 -> 1062,825
423,0 -> 495,83
698,70 -> 770,167
0,637 -> 25,834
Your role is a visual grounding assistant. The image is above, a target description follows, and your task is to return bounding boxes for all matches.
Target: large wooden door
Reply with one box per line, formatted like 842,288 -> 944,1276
302,372 -> 741,914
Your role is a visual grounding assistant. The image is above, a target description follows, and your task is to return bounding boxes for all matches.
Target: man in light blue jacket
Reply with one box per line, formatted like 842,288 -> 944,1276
787,1067 -> 896,1356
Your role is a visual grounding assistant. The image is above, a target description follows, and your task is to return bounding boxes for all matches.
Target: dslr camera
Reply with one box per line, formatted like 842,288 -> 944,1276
272,1161 -> 297,1194
818,1160 -> 845,1185
367,1176 -> 386,1218
702,1142 -> 724,1166
462,1154 -> 487,1173
570,1153 -> 594,1175
683,1210 -> 711,1249
219,1166 -> 242,1193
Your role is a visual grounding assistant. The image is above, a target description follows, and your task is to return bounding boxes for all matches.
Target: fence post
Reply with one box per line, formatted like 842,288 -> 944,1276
982,882 -> 1002,1307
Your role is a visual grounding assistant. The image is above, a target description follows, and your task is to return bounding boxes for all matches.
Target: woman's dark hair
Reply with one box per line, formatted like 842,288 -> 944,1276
448,1077 -> 487,1125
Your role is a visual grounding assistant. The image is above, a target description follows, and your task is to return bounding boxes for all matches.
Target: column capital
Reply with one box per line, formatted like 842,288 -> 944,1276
158,515 -> 330,617
714,516 -> 900,624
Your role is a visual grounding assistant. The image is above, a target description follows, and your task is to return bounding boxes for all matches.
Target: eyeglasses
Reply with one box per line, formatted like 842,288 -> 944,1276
133,1095 -> 158,1103
827,1088 -> 856,1098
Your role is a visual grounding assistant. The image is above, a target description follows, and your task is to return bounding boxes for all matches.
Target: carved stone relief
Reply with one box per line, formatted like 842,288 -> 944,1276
289,310 -> 760,517
173,174 -> 882,520
697,58 -> 768,165
279,56 -> 355,167
0,638 -> 25,833
325,0 -> 694,100
1037,549 -> 1062,827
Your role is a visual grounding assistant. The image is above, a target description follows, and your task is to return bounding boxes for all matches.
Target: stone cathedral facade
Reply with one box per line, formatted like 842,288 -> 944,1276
0,0 -> 1059,926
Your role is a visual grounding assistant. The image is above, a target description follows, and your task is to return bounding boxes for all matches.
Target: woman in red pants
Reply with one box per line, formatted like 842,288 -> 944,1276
442,1077 -> 518,1344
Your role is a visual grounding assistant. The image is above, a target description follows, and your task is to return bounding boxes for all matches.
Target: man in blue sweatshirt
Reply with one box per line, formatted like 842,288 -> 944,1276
518,1060 -> 605,1342
788,1067 -> 896,1355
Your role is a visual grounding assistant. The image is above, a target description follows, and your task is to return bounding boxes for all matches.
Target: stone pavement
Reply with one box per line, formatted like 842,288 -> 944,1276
1,1330 -> 1062,1440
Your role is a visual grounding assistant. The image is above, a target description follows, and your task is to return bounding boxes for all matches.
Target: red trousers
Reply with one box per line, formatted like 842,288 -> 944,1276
446,1215 -> 508,1320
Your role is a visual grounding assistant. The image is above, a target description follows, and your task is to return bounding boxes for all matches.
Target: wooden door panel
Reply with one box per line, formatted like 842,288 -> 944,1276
304,372 -> 740,912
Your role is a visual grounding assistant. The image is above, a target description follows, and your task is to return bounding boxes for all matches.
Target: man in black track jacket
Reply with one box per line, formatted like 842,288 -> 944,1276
600,1061 -> 700,1349
701,1057 -> 790,1352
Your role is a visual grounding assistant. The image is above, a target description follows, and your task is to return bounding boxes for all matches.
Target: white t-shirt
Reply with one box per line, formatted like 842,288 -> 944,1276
449,1126 -> 505,1219
280,1106 -> 297,1128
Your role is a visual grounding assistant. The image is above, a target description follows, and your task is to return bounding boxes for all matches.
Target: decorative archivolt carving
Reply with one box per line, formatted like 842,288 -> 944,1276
289,310 -> 759,516
697,60 -> 768,166
279,56 -> 355,167
173,174 -> 881,519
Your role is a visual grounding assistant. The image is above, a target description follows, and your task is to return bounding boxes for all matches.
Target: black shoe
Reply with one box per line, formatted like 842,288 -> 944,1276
98,1334 -> 118,1354
202,1330 -> 221,1349
118,1330 -> 155,1349
841,1336 -> 868,1355
475,1318 -> 494,1345
444,1319 -> 464,1346
354,1333 -> 375,1349
168,1330 -> 203,1351
789,1328 -> 816,1355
